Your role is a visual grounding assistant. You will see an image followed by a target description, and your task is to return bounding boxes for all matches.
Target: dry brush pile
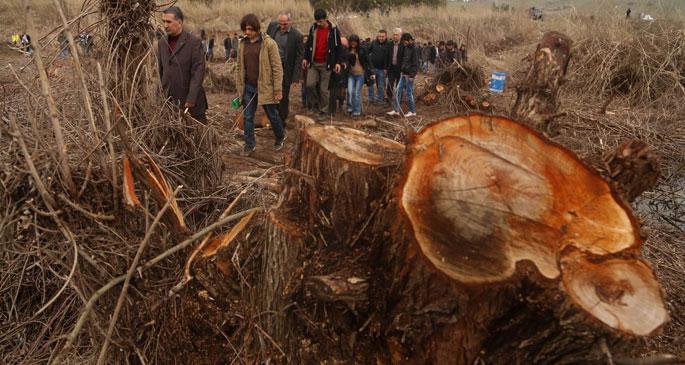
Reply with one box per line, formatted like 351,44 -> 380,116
569,20 -> 685,106
0,0 -> 255,363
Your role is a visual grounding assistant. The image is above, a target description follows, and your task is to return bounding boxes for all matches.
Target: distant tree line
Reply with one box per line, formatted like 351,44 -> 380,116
309,0 -> 446,13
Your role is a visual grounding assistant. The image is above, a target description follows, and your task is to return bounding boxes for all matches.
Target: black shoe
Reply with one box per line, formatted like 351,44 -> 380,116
274,136 -> 286,151
241,145 -> 255,156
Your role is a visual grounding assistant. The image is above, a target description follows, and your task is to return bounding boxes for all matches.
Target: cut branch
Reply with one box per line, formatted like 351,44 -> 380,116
24,0 -> 76,196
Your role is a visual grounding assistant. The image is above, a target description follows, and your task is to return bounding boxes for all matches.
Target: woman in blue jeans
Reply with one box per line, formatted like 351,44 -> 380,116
346,35 -> 371,117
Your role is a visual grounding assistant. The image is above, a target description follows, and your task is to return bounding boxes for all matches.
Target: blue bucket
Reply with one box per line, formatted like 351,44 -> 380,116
489,71 -> 507,93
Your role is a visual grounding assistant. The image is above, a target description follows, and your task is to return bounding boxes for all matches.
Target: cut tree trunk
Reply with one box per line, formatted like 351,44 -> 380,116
256,124 -> 405,362
381,113 -> 666,364
280,124 -> 404,244
512,31 -> 573,130
199,113 -> 667,364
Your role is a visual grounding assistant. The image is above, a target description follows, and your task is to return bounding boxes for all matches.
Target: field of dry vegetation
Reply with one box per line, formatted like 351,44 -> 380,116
0,0 -> 683,363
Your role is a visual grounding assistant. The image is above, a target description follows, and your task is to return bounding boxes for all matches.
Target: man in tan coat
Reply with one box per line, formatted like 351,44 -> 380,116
236,13 -> 285,156
158,6 -> 207,121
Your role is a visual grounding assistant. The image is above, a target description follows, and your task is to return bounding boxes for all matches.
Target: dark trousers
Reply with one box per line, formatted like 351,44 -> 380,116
278,78 -> 292,123
328,85 -> 346,115
242,84 -> 284,148
386,66 -> 400,104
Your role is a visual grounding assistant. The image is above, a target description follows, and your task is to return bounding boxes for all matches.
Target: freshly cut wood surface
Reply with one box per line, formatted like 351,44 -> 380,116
122,157 -> 140,208
560,249 -> 667,336
399,113 -> 665,333
402,113 -> 637,283
304,125 -> 404,166
201,209 -> 256,258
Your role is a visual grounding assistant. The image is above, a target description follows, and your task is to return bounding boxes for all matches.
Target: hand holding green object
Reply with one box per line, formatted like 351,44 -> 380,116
231,96 -> 241,109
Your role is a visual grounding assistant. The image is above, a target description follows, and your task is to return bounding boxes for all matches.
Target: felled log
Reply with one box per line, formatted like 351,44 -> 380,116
604,140 -> 661,202
512,31 -> 572,130
230,175 -> 282,193
421,92 -> 439,106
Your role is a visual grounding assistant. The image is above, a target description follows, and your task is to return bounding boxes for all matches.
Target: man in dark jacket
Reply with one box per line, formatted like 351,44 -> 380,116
367,29 -> 391,104
267,12 -> 304,123
158,6 -> 208,121
231,33 -> 239,59
303,8 -> 342,115
387,33 -> 419,118
438,39 -> 459,69
428,41 -> 437,68
386,28 -> 402,106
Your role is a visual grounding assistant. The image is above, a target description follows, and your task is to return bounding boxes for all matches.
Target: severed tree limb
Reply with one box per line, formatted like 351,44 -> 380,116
52,207 -> 262,363
96,186 -> 181,365
173,165 -> 280,295
23,0 -> 76,196
170,188 -> 247,296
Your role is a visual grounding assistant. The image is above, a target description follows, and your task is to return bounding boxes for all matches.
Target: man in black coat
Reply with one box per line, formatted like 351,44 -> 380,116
428,41 -> 438,67
266,12 -> 304,123
158,6 -> 207,121
367,29 -> 391,104
438,39 -> 459,69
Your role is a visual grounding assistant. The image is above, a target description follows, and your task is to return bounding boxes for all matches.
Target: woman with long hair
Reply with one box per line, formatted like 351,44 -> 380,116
346,34 -> 371,117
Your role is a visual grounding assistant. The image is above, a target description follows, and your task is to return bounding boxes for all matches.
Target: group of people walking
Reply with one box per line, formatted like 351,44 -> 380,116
156,7 -> 469,157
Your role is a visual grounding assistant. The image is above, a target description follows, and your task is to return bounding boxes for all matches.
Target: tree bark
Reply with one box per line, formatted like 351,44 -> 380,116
280,125 -> 404,244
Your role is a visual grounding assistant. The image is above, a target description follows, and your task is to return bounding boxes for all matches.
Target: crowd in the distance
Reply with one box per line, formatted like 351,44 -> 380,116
157,7 -> 469,156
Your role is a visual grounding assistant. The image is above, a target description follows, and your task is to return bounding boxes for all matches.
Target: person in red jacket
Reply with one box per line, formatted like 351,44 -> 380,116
302,8 -> 343,116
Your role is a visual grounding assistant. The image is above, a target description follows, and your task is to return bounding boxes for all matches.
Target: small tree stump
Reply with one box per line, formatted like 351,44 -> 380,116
512,31 -> 573,129
282,125 -> 404,244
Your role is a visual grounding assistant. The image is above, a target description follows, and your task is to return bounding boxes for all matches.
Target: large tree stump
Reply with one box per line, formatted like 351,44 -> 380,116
385,113 -> 666,363
198,114 -> 667,364
512,31 -> 573,130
